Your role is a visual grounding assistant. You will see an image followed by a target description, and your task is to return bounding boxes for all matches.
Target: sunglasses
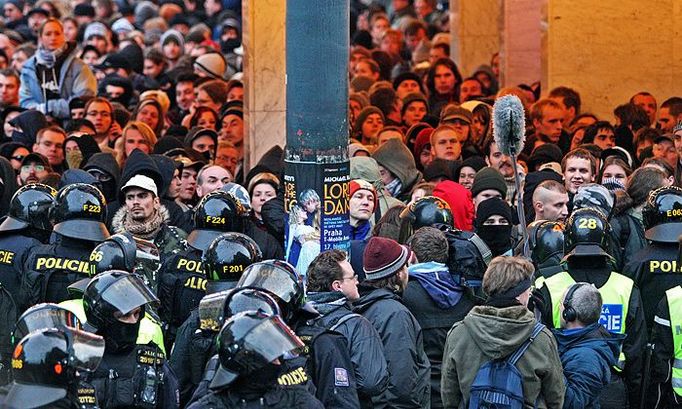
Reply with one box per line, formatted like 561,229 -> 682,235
11,155 -> 25,161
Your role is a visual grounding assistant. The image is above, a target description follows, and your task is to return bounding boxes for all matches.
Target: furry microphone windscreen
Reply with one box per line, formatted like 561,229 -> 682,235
493,94 -> 526,156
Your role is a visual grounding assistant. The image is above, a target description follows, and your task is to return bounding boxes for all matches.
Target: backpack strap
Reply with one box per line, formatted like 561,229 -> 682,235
507,322 -> 545,366
468,233 -> 493,265
329,313 -> 362,332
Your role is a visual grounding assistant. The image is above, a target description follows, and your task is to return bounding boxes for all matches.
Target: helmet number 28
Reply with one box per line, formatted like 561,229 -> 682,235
577,218 -> 598,229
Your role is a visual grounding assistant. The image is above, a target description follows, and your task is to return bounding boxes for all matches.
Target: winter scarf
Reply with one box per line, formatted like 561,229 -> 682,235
112,204 -> 170,240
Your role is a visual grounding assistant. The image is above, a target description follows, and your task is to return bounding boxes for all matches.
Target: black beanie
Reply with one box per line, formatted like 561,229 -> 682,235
475,197 -> 512,227
528,144 -> 563,172
423,158 -> 455,182
471,167 -> 507,198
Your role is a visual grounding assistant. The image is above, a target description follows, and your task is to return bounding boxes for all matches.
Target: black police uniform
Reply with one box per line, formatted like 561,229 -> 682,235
187,384 -> 325,409
646,294 -> 682,408
622,186 -> 682,333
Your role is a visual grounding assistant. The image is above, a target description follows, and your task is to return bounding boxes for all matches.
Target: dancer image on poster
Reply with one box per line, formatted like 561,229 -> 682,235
286,189 -> 321,274
287,203 -> 321,277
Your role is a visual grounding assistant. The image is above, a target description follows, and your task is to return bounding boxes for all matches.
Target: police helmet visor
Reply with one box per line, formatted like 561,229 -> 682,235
100,274 -> 159,316
0,215 -> 29,232
67,277 -> 91,297
187,229 -> 222,251
645,222 -> 682,243
54,219 -> 110,242
13,306 -> 81,345
7,328 -> 104,408
210,314 -> 303,389
563,244 -> 611,260
236,264 -> 301,306
199,290 -> 232,331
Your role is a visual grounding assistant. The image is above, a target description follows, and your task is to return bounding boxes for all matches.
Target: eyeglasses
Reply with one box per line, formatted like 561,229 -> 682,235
11,155 -> 25,161
21,164 -> 45,172
340,274 -> 358,282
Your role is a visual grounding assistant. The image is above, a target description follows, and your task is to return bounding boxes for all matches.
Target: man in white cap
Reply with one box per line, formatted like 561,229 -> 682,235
112,174 -> 187,289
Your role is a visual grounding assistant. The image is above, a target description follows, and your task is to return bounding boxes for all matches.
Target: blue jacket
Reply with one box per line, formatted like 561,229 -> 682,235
554,322 -> 623,409
19,46 -> 96,119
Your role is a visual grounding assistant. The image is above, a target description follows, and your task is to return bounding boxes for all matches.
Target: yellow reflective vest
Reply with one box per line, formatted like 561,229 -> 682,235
666,286 -> 682,396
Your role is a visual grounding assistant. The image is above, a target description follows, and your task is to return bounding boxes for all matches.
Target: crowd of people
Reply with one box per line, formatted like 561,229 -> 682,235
0,0 -> 681,408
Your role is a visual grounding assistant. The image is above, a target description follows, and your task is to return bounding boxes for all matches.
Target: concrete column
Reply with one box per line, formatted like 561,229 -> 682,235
241,0 -> 286,171
543,0 -> 682,120
500,0 -> 542,88
450,0 -> 501,78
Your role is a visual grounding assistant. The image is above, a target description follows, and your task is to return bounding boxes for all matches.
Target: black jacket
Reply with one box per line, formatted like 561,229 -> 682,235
307,292 -> 388,408
21,235 -> 98,309
244,220 -> 284,260
401,263 -> 478,409
623,241 -> 682,334
169,309 -> 204,408
649,293 -> 682,408
186,384 -> 324,409
352,286 -> 431,409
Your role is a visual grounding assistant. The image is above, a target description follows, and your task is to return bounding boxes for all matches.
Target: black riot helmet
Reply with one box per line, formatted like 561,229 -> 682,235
52,183 -> 110,242
564,208 -> 611,260
529,220 -> 565,267
643,186 -> 682,243
12,303 -> 81,346
198,288 -> 281,332
89,232 -> 137,276
6,327 -> 104,409
0,183 -> 56,233
203,232 -> 263,293
209,311 -> 304,390
399,196 -> 453,242
236,260 -> 304,322
188,191 -> 249,250
83,270 -> 158,332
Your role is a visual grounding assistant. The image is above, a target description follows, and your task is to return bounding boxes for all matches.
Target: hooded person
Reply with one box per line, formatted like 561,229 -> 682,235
110,150 -> 187,284
403,227 -> 478,409
63,133 -> 101,170
151,154 -> 192,233
97,73 -> 135,109
350,156 -> 404,224
83,152 -> 120,204
58,169 -> 99,189
433,180 -> 475,231
372,138 -> 423,203
475,197 -> 513,257
9,110 -> 47,147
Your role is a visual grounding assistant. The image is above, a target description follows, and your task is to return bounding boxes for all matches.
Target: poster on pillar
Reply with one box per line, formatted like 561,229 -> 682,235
284,160 -> 351,279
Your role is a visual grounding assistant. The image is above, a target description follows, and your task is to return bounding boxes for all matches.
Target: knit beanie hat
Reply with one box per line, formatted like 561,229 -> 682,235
423,158 -> 454,182
601,177 -> 626,193
160,29 -> 184,49
412,127 -> 434,158
84,22 -> 108,41
471,167 -> 507,198
392,72 -> 422,92
455,156 -> 486,179
349,179 -> 378,210
528,144 -> 563,172
112,18 -> 135,35
363,236 -> 410,280
353,106 -> 384,136
194,53 -> 226,80
401,92 -> 428,117
475,197 -> 512,228
135,0 -> 159,28
349,92 -> 370,110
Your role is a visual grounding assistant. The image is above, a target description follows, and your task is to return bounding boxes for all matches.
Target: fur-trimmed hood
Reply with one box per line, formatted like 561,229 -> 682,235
112,204 -> 170,240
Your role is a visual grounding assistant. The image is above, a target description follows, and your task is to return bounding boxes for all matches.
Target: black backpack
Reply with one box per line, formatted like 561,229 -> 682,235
435,223 -> 492,289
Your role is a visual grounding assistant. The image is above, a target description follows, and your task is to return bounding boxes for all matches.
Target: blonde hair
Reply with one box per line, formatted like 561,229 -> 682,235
117,121 -> 158,165
482,256 -> 534,296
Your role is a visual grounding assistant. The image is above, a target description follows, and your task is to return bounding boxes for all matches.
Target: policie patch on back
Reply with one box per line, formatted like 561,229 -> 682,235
334,367 -> 349,387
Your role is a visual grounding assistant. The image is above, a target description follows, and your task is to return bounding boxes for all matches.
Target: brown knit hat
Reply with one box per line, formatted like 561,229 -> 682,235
363,236 -> 410,280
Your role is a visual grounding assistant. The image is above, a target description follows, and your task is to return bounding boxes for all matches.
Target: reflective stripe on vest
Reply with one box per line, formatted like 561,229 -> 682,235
666,286 -> 682,396
59,298 -> 166,355
545,271 -> 633,370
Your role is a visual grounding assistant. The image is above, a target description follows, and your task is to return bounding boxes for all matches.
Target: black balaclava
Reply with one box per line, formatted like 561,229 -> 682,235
475,197 -> 513,257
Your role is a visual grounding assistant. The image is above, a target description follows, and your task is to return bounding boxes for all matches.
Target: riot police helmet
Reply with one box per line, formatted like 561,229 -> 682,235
643,186 -> 682,243
89,232 -> 137,276
529,220 -> 565,266
6,327 -> 104,409
563,208 -> 611,260
198,288 -> 281,332
400,196 -> 454,230
83,270 -> 158,332
236,260 -> 304,322
188,191 -> 249,250
0,183 -> 56,233
209,311 -> 304,390
203,232 -> 263,293
12,303 -> 81,346
52,183 -> 110,242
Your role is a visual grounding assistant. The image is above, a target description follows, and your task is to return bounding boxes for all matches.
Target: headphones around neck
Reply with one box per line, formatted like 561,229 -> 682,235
562,282 -> 587,323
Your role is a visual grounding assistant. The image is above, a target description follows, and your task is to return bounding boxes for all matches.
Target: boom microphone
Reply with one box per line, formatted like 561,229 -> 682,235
493,94 -> 526,156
